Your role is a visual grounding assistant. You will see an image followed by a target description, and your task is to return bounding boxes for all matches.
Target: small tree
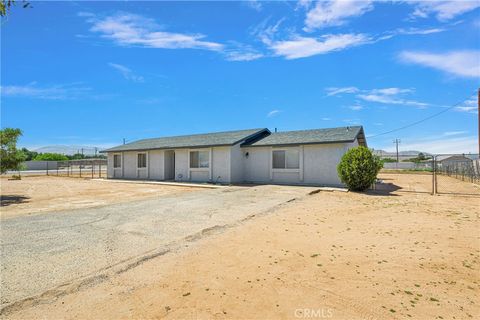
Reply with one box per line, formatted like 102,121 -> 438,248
34,153 -> 68,161
0,128 -> 26,174
337,146 -> 383,191
20,147 -> 38,161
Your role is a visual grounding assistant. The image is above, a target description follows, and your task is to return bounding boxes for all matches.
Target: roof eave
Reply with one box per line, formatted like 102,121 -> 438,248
241,139 -> 357,148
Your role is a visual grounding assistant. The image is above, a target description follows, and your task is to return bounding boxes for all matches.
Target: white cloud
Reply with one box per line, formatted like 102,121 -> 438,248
225,51 -> 264,61
370,88 -> 413,95
267,109 -> 282,117
357,93 -> 428,108
1,83 -> 91,100
348,105 -> 364,111
296,0 -> 313,11
224,43 -> 264,61
245,1 -> 262,12
321,117 -> 332,121
270,33 -> 371,59
455,96 -> 478,114
304,0 -> 373,31
456,106 -> 477,113
326,86 -> 429,108
397,27 -> 446,35
443,131 -> 467,136
108,63 -> 144,82
399,50 -> 480,78
86,12 -> 223,51
325,86 -> 360,96
408,1 -> 480,21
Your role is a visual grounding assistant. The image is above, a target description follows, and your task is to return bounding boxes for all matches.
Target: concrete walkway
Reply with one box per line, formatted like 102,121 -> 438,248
0,185 -> 316,313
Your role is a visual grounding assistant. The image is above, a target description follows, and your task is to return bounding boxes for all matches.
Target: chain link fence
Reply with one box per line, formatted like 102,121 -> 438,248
433,154 -> 480,196
378,153 -> 479,196
15,159 -> 108,179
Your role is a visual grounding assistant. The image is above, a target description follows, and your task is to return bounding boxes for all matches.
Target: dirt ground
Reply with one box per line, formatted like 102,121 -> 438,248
0,176 -> 197,218
4,173 -> 479,320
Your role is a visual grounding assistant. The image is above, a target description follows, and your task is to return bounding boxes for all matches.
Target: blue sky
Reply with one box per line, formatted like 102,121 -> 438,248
1,0 -> 479,154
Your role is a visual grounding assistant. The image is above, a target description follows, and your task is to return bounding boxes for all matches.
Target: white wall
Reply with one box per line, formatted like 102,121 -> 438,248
212,146 -> 230,184
107,153 -> 114,178
242,147 -> 271,183
230,143 -> 244,183
106,138 -> 360,185
175,147 -> 231,183
174,149 -> 189,182
149,150 -> 164,180
123,151 -> 137,179
242,140 -> 359,186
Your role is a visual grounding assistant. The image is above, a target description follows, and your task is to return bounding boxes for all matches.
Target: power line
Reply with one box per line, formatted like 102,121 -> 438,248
368,92 -> 475,139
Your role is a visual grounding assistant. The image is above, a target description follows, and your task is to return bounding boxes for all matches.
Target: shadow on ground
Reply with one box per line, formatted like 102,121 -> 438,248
364,183 -> 402,196
0,195 -> 30,207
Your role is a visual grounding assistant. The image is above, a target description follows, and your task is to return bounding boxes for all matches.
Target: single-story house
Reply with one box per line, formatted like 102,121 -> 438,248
102,126 -> 366,186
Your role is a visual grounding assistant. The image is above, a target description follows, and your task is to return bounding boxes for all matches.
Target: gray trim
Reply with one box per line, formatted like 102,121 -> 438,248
241,139 -> 356,148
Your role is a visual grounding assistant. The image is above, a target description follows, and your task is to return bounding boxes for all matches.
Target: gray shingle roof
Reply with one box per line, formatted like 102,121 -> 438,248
242,126 -> 366,147
102,128 -> 269,152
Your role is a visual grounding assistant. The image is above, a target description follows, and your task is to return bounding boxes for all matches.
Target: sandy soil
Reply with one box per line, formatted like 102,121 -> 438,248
0,176 -> 197,218
5,173 -> 479,319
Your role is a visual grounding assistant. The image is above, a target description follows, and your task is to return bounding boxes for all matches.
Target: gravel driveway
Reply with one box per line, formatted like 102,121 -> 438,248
0,184 -> 316,312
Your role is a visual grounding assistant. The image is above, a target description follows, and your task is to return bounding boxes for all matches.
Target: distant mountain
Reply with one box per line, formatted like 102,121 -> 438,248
33,145 -> 104,155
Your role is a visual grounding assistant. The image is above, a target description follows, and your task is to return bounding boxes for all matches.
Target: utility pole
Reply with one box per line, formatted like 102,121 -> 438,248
94,147 -> 98,157
123,138 -> 126,145
393,139 -> 401,163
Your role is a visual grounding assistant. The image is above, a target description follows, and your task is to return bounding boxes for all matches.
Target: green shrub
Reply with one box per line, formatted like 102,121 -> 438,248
337,146 -> 383,191
34,153 -> 68,161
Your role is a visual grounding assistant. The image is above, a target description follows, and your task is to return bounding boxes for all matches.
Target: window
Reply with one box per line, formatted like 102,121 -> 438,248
113,155 -> 121,168
137,153 -> 147,168
190,151 -> 209,168
272,150 -> 299,169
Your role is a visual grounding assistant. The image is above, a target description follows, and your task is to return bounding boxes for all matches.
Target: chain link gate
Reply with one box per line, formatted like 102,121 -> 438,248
433,154 -> 480,196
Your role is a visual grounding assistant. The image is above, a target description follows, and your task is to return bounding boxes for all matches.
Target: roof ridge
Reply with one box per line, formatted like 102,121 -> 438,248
133,128 -> 268,143
269,126 -> 362,134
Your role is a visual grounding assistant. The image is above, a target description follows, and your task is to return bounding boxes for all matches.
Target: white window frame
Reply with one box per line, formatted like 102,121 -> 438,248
271,148 -> 300,172
113,153 -> 122,169
187,148 -> 212,181
188,149 -> 210,170
137,152 -> 148,169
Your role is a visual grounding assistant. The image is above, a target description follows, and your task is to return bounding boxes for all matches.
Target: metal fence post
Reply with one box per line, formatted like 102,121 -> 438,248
432,157 -> 436,195
80,165 -> 82,178
432,158 -> 434,195
46,161 -> 49,176
91,164 -> 94,179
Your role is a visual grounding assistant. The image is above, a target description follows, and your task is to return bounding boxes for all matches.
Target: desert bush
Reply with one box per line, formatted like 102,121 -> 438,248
337,146 -> 383,191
